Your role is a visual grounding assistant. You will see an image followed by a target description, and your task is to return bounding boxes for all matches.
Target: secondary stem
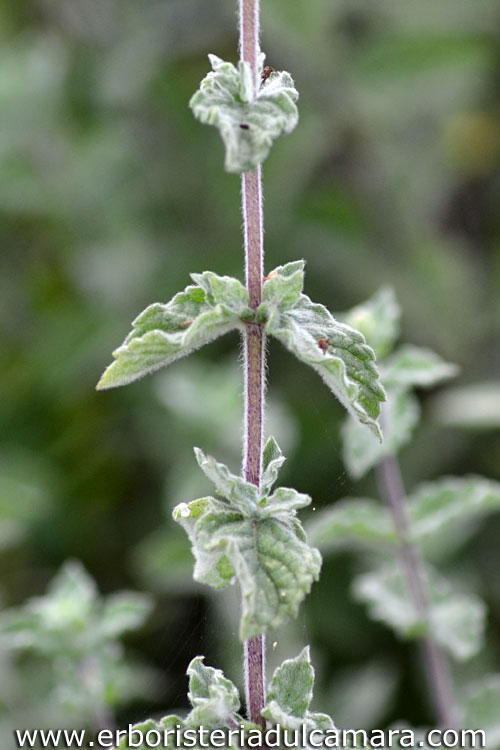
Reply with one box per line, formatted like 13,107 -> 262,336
376,451 -> 458,728
239,0 -> 266,729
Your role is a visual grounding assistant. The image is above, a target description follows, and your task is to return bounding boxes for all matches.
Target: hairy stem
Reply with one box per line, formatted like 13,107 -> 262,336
376,452 -> 458,728
239,0 -> 266,729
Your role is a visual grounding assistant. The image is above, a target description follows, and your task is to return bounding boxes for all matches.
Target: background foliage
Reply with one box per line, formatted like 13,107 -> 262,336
2,0 -> 500,739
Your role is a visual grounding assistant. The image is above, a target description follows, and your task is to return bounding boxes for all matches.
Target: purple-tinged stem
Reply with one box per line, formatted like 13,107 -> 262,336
239,0 -> 266,729
376,450 -> 458,728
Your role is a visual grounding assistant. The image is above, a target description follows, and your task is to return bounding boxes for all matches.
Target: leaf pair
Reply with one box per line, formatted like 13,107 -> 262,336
117,648 -> 335,749
308,475 -> 500,661
97,262 -> 386,437
173,439 -> 321,640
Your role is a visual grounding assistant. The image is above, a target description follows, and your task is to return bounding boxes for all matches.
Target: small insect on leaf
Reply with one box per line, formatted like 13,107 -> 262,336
263,270 -> 278,282
178,318 -> 196,328
317,338 -> 330,354
240,124 -> 250,130
261,65 -> 275,85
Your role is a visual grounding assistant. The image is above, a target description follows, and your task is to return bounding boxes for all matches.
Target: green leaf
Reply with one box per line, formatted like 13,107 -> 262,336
353,564 -> 486,661
262,260 -> 305,312
340,286 -> 401,359
263,647 -> 314,726
462,676 -> 500,748
408,476 -> 500,543
194,447 -> 259,516
190,54 -> 299,173
261,436 -> 286,495
342,388 -> 420,479
173,452 -> 321,639
382,344 -> 459,389
97,273 -> 250,389
263,648 -> 335,732
116,716 -> 186,750
261,290 -> 385,437
307,498 -> 397,551
187,656 -> 240,726
100,592 -> 153,638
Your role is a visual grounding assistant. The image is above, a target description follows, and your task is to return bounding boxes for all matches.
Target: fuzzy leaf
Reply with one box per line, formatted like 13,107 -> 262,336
194,448 -> 258,516
263,648 -> 335,733
307,498 -> 397,551
408,476 -> 500,542
100,592 -> 153,638
340,287 -> 401,359
342,388 -> 420,479
190,54 -> 298,174
173,453 -> 321,639
262,261 -> 305,311
382,344 -> 459,389
353,564 -> 486,661
261,436 -> 286,495
462,676 -> 500,747
97,274 -> 250,389
260,289 -> 385,437
187,656 -> 240,726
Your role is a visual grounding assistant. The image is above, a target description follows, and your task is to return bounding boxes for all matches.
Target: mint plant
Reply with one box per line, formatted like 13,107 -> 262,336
0,561 -> 153,736
309,288 -> 500,737
96,0 -> 385,745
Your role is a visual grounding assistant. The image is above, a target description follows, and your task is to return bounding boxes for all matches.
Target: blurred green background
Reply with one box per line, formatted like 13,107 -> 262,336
1,0 -> 500,738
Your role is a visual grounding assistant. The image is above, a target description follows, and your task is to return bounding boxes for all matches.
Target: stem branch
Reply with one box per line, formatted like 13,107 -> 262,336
239,0 -> 266,729
376,451 -> 458,728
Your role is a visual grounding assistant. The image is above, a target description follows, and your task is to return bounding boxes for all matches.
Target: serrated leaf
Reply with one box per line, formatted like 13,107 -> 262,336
261,291 -> 385,437
263,648 -> 335,734
307,498 -> 397,551
342,388 -> 420,479
261,436 -> 286,495
340,287 -> 401,359
408,476 -> 500,543
462,676 -> 500,748
382,344 -> 459,389
187,656 -> 240,726
173,453 -> 321,639
353,564 -> 486,661
97,274 -> 250,389
190,54 -> 299,173
100,592 -> 153,638
194,448 -> 258,515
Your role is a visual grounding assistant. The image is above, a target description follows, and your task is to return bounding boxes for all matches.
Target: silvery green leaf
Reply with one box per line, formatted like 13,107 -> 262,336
353,564 -> 486,661
262,260 -> 305,312
462,676 -> 500,748
342,388 -> 420,479
194,447 -> 259,516
187,656 -> 240,726
261,436 -> 286,495
100,592 -> 153,638
307,498 -> 397,551
263,647 -> 314,727
263,648 -> 335,734
116,716 -> 186,750
261,292 -> 385,437
408,476 -> 500,543
174,494 -> 321,638
189,54 -> 299,173
259,487 -> 311,516
97,274 -> 250,389
340,287 -> 401,359
382,345 -> 459,389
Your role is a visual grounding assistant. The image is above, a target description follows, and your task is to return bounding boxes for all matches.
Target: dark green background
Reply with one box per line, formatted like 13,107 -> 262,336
2,0 -> 500,731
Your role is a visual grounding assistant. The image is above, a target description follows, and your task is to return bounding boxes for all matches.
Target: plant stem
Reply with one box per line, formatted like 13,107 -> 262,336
239,0 -> 266,729
376,451 -> 459,729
